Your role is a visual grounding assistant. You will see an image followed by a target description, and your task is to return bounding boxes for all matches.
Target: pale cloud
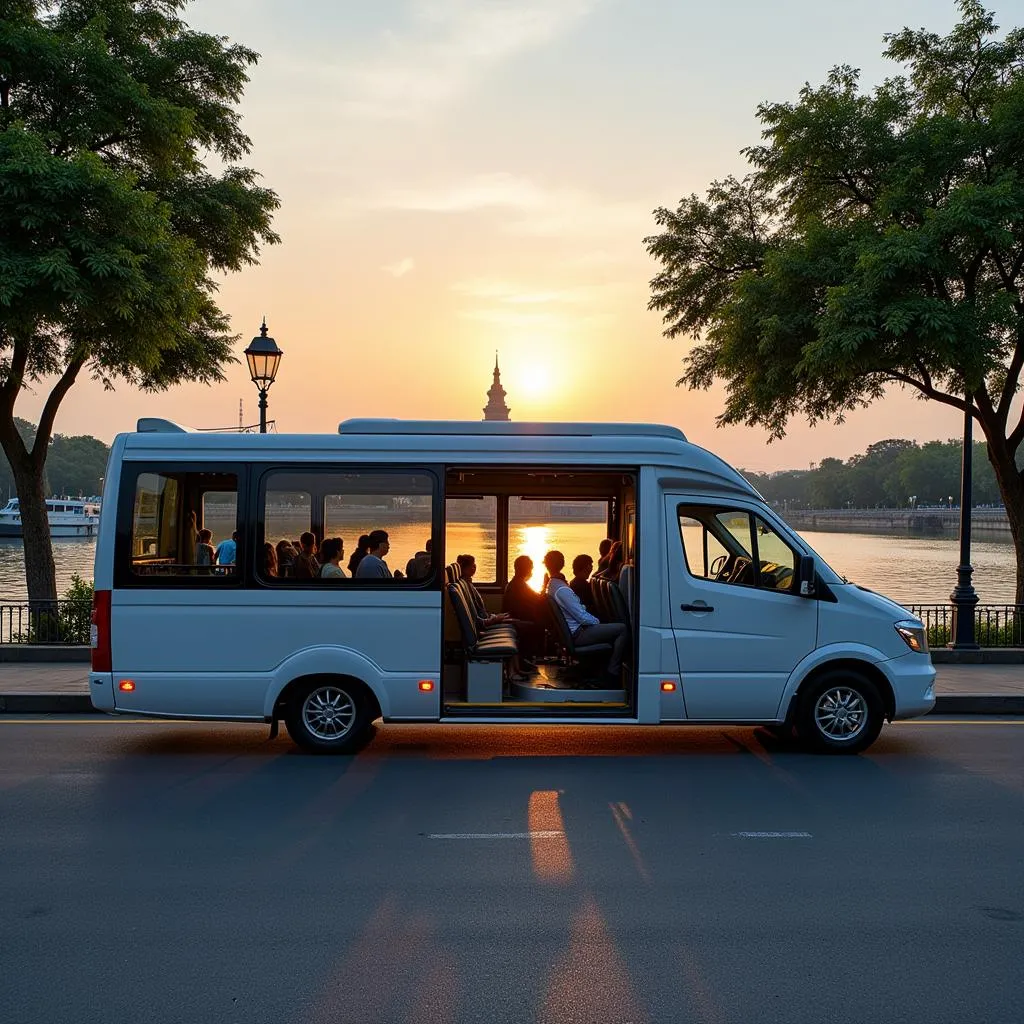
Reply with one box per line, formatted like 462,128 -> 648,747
456,306 -> 613,335
382,257 -> 416,277
352,171 -> 650,239
364,172 -> 547,214
336,0 -> 602,119
452,278 -> 625,304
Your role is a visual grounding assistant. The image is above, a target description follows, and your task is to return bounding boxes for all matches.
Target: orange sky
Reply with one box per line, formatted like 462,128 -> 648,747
14,0 -> 1003,473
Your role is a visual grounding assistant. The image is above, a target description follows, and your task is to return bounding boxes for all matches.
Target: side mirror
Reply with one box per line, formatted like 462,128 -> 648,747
797,555 -> 816,597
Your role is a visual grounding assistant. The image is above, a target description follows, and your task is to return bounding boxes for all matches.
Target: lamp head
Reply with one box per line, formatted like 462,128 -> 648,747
244,319 -> 283,388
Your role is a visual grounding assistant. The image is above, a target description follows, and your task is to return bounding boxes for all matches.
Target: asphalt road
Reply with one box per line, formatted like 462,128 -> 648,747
1,718 -> 1022,1024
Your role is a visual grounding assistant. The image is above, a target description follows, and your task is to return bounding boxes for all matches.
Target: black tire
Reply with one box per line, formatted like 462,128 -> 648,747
796,669 -> 884,754
283,677 -> 374,755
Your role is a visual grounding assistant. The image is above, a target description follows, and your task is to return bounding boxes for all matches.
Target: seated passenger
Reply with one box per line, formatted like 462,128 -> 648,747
276,539 -> 296,578
264,542 -> 278,578
356,530 -> 394,578
215,530 -> 238,566
593,540 -> 624,582
569,554 -> 595,609
595,538 -> 613,575
458,554 -> 537,680
293,532 -> 320,579
544,550 -> 629,686
347,534 -> 371,576
503,555 -> 545,623
406,539 -> 432,580
318,537 -> 347,578
457,554 -> 510,628
194,529 -> 215,568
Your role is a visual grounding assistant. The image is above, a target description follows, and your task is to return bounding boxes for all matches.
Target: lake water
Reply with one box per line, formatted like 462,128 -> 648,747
0,524 -> 1016,606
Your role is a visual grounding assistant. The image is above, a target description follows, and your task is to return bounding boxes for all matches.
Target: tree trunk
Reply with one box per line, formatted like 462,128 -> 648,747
10,459 -> 57,605
984,435 -> 1024,606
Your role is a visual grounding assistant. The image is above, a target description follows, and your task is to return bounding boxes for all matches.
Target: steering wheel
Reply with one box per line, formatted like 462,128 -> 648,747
710,554 -> 729,579
730,557 -> 754,585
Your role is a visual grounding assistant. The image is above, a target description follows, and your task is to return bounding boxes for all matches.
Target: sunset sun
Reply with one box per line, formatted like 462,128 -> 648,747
518,364 -> 552,398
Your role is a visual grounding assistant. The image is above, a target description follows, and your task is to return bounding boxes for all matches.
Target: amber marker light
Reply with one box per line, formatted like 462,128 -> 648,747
118,680 -> 136,692
660,681 -> 676,692
418,680 -> 435,692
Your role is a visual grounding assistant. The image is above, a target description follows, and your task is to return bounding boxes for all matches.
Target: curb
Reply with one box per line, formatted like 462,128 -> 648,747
932,694 -> 1024,715
0,646 -> 91,663
0,694 -> 1022,716
0,694 -> 101,713
930,650 -> 1024,664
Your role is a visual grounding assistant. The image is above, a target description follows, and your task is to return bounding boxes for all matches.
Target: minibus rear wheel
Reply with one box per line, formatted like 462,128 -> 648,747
796,670 -> 884,754
284,677 -> 373,754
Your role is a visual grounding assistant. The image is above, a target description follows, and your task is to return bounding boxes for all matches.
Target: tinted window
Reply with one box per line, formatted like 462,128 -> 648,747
677,505 -> 797,593
128,470 -> 239,580
260,469 -> 435,583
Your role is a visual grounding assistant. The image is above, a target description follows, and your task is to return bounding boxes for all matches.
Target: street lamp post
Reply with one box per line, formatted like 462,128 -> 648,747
950,395 -> 978,648
244,319 -> 283,433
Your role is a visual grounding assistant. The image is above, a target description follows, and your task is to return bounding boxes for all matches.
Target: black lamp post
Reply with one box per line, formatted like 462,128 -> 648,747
244,319 -> 283,433
950,395 -> 979,648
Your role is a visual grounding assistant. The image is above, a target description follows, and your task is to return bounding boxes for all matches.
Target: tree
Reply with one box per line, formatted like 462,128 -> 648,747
646,2 -> 1024,600
0,1 -> 278,602
46,433 -> 109,495
899,440 -> 962,503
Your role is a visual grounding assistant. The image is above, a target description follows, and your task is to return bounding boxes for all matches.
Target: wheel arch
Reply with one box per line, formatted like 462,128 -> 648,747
273,672 -> 383,723
783,656 -> 896,725
263,646 -> 390,719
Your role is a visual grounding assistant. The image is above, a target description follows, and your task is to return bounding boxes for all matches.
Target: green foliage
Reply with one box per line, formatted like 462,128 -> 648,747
20,573 -> 93,643
745,438 -> 1003,508
647,1 -> 1024,598
45,433 -> 108,495
0,419 -> 108,499
924,612 -> 1023,648
0,0 -> 279,601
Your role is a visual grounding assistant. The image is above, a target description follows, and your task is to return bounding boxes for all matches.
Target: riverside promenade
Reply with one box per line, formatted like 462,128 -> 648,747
0,661 -> 1020,714
784,507 -> 1011,536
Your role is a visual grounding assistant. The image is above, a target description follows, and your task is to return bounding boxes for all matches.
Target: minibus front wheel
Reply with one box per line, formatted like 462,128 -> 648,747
283,675 -> 375,754
796,669 -> 885,755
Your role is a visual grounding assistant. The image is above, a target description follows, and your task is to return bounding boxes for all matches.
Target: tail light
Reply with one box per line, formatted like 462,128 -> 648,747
91,589 -> 111,672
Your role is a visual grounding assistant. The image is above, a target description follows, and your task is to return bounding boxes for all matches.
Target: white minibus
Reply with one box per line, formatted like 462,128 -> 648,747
89,419 -> 935,754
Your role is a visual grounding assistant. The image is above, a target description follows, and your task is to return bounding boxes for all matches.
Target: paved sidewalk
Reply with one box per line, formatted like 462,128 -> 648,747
0,663 -> 91,693
931,663 -> 1024,695
0,661 -> 1020,700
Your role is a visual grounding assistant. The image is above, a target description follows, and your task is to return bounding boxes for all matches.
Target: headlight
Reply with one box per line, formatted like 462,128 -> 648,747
895,620 -> 928,653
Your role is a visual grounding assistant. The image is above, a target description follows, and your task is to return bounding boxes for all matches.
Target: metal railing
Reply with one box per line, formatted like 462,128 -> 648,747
0,601 -> 92,645
908,604 -> 1024,648
1,598 -> 1022,648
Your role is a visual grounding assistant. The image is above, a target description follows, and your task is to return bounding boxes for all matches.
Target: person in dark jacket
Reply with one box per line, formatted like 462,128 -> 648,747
569,553 -> 595,610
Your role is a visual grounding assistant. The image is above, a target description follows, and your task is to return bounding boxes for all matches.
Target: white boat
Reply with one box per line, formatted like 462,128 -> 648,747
0,497 -> 101,538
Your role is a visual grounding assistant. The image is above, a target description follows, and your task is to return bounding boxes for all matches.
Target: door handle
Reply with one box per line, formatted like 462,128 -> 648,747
680,603 -> 714,613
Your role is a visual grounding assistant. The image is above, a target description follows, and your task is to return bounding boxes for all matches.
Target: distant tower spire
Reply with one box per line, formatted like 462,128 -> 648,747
483,351 -> 511,421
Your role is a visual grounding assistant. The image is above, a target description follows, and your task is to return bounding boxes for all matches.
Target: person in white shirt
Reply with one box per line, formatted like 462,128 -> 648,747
543,550 -> 629,683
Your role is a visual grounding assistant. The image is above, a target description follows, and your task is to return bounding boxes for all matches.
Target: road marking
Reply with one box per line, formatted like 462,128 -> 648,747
892,720 -> 1024,726
427,831 -> 564,840
730,831 -> 812,839
0,718 -> 201,725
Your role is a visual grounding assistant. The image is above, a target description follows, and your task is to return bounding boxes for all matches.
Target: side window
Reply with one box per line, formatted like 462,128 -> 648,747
754,516 -> 797,592
127,469 -> 239,580
678,515 -> 729,580
446,496 -> 497,583
677,505 -> 797,593
259,469 -> 435,583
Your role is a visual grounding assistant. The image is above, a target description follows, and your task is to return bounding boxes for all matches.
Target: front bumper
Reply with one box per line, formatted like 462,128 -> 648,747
883,652 -> 936,719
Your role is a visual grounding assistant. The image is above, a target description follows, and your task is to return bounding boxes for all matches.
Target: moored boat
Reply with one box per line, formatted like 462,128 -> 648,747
0,497 -> 101,538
